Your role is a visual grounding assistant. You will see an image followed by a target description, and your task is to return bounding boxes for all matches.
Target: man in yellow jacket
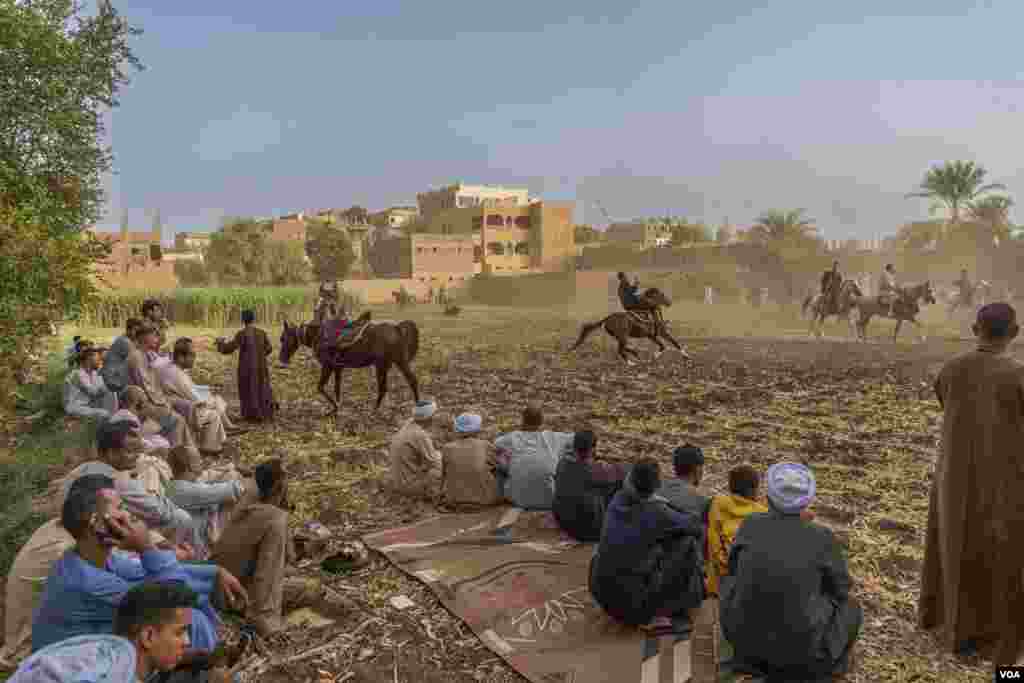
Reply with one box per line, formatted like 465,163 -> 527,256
706,465 -> 768,596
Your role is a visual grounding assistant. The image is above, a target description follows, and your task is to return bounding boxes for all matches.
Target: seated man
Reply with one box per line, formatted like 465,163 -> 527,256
57,419 -> 192,538
125,324 -> 200,461
101,318 -> 142,396
63,342 -> 117,420
494,404 -> 575,511
589,459 -> 705,630
441,413 -> 501,508
706,464 -> 767,597
210,458 -> 352,637
108,385 -> 172,453
32,476 -> 247,653
166,446 -> 246,560
552,430 -> 627,542
0,475 -> 116,669
158,337 -> 238,455
721,463 -> 861,681
388,400 -> 443,499
658,444 -> 711,523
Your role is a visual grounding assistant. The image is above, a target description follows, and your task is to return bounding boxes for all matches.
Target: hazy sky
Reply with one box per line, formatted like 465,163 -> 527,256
97,0 -> 1022,239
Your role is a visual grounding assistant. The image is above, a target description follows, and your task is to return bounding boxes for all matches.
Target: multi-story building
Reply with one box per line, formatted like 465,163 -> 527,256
417,183 -> 530,223
605,222 -> 673,249
87,225 -> 176,289
369,233 -> 478,287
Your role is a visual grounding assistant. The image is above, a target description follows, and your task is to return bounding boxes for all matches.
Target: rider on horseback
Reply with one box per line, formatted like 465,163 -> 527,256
820,260 -> 843,315
617,272 -> 662,328
878,264 -> 899,318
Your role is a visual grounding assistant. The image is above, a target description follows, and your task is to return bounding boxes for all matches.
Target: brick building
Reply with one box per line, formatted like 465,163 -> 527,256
88,225 -> 176,290
369,233 -> 477,287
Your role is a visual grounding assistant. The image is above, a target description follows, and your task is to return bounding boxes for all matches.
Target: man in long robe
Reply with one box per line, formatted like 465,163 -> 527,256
159,337 -> 236,454
216,310 -> 275,422
389,400 -> 443,498
125,324 -> 199,458
919,302 -> 1024,667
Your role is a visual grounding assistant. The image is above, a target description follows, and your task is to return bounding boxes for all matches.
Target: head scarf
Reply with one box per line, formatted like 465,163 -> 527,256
454,413 -> 481,433
412,399 -> 437,420
765,462 -> 816,515
8,634 -> 136,683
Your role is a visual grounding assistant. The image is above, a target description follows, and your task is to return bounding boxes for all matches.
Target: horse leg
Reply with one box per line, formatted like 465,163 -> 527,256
318,365 -> 338,416
374,362 -> 390,411
658,326 -> 689,358
650,333 -> 666,359
334,366 -> 342,412
396,360 -> 420,404
893,319 -> 902,342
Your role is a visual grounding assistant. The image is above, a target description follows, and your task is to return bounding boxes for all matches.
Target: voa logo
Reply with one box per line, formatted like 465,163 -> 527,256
999,671 -> 1021,679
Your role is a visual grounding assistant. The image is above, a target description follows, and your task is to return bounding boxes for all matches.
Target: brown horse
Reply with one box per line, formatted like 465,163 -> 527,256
802,279 -> 863,338
853,281 -> 936,342
279,312 -> 421,415
570,288 -> 690,364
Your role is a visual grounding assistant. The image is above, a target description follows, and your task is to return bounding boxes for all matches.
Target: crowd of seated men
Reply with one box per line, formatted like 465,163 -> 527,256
389,399 -> 861,682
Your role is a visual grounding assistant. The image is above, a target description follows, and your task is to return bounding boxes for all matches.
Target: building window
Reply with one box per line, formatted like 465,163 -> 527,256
433,247 -> 438,253
417,247 -> 424,254
449,276 -> 454,281
486,214 -> 504,227
472,216 -> 483,230
514,216 -> 530,228
473,246 -> 483,262
487,241 -> 504,256
515,242 -> 529,256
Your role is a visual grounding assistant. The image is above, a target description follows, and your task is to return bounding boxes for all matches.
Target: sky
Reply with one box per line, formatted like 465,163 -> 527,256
95,0 -> 1023,240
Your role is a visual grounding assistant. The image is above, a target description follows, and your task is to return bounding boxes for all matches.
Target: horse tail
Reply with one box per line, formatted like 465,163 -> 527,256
571,316 -> 611,351
399,320 -> 420,361
801,295 -> 813,316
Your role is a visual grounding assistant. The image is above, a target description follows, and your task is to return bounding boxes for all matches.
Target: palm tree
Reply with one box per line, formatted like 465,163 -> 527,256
906,161 -> 1005,235
749,209 -> 817,243
968,195 -> 1013,226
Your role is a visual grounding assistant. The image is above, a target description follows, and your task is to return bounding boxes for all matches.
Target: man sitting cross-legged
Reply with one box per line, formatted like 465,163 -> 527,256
158,337 -> 240,456
31,475 -> 248,654
589,458 -> 706,631
440,413 -> 502,508
552,430 -> 628,542
388,400 -> 443,499
63,342 -> 117,421
494,403 -> 575,511
721,463 -> 862,681
210,458 -> 353,637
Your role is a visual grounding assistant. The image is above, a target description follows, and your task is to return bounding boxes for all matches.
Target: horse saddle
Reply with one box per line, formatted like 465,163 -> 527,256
320,314 -> 372,351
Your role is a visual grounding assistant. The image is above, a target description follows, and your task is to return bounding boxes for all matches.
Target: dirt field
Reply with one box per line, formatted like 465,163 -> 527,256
64,301 -> 1005,683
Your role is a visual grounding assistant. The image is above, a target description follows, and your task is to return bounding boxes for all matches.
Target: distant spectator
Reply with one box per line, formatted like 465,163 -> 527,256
441,413 -> 501,507
215,310 -> 276,423
590,458 -> 705,630
63,343 -> 116,420
108,385 -> 171,454
389,400 -> 443,499
721,463 -> 861,681
552,430 -> 627,542
494,404 -> 574,510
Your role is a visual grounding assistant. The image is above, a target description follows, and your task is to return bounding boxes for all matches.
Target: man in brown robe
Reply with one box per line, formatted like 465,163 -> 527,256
216,309 -> 276,422
919,302 -> 1024,667
125,324 -> 199,459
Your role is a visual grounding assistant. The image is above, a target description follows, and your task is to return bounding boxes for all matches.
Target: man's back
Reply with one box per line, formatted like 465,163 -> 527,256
552,455 -> 624,542
658,478 -> 710,522
495,431 -> 573,509
441,438 -> 499,506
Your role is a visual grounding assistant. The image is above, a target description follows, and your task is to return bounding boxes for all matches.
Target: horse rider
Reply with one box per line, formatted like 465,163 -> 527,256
316,280 -> 339,323
878,263 -> 899,317
617,272 -> 662,327
954,268 -> 973,309
820,260 -> 843,314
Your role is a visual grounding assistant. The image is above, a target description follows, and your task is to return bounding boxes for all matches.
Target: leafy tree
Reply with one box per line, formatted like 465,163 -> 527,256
968,195 -> 1013,229
202,217 -> 311,286
0,0 -> 141,409
265,241 -> 311,285
906,161 -> 1006,229
304,222 -> 356,281
895,221 -> 943,250
749,209 -> 824,269
173,259 -> 209,287
671,221 -> 712,245
341,205 -> 369,225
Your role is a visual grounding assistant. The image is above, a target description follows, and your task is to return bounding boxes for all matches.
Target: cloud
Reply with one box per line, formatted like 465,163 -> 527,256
193,106 -> 284,162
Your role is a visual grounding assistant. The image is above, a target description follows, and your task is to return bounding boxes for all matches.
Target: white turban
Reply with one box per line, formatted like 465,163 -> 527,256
412,400 -> 437,420
454,413 -> 482,433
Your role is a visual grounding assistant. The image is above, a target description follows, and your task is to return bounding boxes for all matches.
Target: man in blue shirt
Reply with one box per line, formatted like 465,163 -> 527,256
32,474 -> 248,655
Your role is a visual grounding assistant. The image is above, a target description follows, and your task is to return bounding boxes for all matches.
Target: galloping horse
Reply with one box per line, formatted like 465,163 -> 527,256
853,281 -> 936,342
570,287 -> 690,364
280,313 -> 421,415
802,280 -> 863,338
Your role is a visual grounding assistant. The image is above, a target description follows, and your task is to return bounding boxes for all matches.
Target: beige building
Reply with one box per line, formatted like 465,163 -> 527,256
605,222 -> 673,249
416,199 -> 575,274
417,183 -> 530,222
369,233 -> 478,287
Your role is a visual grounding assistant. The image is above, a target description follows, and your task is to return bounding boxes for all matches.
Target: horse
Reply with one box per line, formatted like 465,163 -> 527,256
946,280 -> 992,318
853,281 -> 936,342
570,287 -> 690,364
279,312 -> 421,415
802,280 -> 863,338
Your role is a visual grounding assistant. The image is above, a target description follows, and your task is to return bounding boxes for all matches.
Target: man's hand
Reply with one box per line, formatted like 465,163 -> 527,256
175,542 -> 196,562
217,568 -> 249,610
106,514 -> 153,555
800,508 -> 816,522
